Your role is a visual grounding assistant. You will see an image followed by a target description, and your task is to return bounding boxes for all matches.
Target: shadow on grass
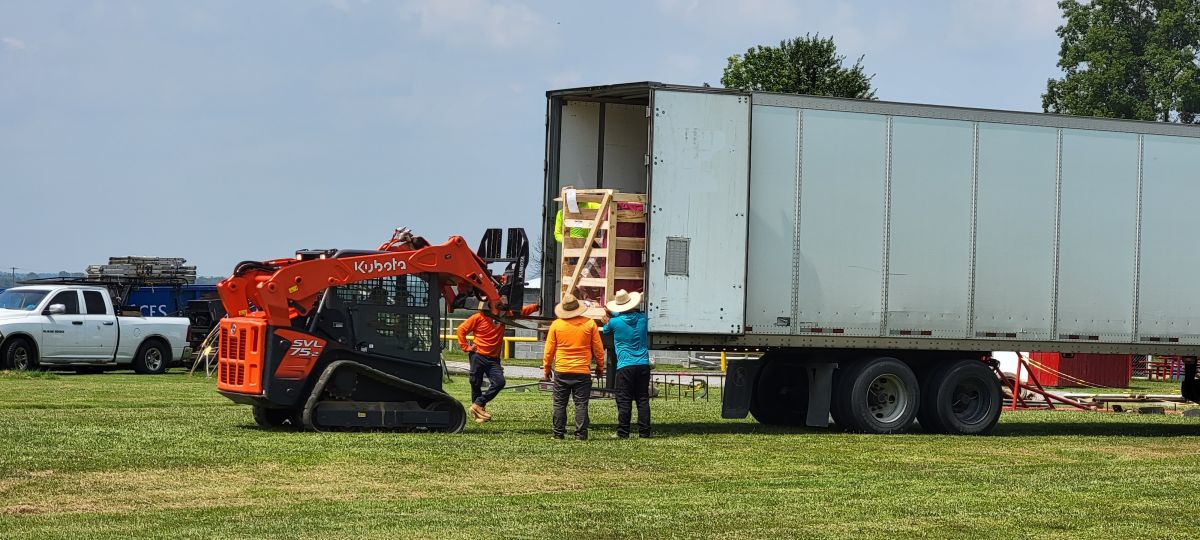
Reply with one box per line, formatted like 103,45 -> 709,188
991,421 -> 1200,438
496,421 -> 821,437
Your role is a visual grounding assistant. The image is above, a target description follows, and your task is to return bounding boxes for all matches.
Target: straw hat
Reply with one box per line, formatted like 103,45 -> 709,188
554,293 -> 588,319
605,289 -> 643,313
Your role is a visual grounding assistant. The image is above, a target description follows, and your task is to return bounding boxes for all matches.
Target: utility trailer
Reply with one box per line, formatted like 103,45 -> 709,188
540,82 -> 1200,434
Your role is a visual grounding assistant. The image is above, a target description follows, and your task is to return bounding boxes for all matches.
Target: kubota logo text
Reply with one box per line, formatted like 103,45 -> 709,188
353,258 -> 407,274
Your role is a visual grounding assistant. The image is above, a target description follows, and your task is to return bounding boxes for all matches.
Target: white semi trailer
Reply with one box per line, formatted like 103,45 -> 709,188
539,82 -> 1200,434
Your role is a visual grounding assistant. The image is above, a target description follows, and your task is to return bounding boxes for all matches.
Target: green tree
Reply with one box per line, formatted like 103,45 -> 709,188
721,34 -> 876,99
1043,0 -> 1200,122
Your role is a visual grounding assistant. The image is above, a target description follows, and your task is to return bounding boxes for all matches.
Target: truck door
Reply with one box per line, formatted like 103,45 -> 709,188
647,89 -> 750,334
81,290 -> 118,360
41,290 -> 85,360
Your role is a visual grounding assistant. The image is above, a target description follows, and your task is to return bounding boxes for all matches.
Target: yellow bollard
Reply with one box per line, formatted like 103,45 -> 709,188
721,351 -> 727,372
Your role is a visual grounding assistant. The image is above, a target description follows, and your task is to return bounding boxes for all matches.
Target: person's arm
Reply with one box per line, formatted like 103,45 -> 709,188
542,324 -> 557,380
520,303 -> 540,316
590,321 -> 605,377
456,315 -> 476,353
599,313 -> 612,335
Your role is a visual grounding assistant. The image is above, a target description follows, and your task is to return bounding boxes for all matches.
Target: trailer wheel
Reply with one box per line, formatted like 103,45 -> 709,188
918,359 -> 1002,435
252,405 -> 302,429
748,359 -> 808,426
132,340 -> 170,375
3,337 -> 38,371
832,358 -> 919,434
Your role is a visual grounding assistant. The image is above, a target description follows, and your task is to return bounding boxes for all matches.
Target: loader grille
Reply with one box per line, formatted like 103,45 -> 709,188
215,318 -> 265,395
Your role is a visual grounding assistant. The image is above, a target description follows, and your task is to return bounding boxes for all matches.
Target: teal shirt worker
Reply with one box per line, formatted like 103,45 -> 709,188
600,290 -> 652,438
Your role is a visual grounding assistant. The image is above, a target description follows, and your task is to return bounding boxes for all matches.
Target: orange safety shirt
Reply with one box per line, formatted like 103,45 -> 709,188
542,315 -> 605,376
456,304 -> 539,359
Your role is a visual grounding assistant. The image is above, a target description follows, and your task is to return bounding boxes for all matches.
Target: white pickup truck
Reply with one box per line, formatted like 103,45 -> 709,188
0,285 -> 190,374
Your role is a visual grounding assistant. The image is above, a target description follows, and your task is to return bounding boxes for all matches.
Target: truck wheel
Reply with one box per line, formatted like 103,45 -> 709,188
918,359 -> 1002,435
832,358 -> 919,434
748,359 -> 809,426
3,338 -> 38,371
133,340 -> 170,375
252,405 -> 301,429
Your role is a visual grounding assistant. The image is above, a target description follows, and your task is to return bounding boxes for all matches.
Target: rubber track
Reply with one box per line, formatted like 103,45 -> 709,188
301,359 -> 466,433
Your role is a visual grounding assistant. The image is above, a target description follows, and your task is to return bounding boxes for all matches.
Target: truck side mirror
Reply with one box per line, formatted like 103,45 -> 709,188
44,304 -> 66,315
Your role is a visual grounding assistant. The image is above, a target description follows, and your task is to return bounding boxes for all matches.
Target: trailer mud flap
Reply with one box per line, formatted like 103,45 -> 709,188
722,358 -> 761,419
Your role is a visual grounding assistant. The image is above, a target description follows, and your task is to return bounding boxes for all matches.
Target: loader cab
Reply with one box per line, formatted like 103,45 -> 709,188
542,82 -> 751,337
312,274 -> 441,365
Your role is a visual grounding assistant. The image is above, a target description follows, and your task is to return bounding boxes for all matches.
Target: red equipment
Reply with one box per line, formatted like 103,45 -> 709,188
214,228 -> 530,432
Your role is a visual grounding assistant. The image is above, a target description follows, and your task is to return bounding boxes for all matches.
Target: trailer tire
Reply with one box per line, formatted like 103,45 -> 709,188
748,359 -> 809,426
253,405 -> 302,429
918,359 -> 1002,435
832,358 -> 919,434
132,340 -> 170,375
3,337 -> 38,371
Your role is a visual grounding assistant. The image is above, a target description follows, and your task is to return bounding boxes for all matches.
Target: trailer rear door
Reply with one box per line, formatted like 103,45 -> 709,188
647,90 -> 750,334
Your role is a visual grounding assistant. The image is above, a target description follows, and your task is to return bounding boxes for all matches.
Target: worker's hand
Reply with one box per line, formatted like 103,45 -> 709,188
600,313 -> 609,325
543,370 -> 552,381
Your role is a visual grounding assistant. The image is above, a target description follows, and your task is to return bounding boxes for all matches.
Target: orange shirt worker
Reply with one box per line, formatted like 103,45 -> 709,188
542,294 -> 605,440
457,301 -> 539,423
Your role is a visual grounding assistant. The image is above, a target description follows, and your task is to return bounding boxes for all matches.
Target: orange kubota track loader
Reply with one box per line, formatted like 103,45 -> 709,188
214,228 -> 530,433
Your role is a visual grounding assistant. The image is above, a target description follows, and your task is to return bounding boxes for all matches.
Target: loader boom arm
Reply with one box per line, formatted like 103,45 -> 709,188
217,236 -> 502,327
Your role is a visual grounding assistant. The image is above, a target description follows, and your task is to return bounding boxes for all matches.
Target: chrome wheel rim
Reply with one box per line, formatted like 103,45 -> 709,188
12,347 -> 29,370
145,348 -> 163,371
867,374 -> 907,423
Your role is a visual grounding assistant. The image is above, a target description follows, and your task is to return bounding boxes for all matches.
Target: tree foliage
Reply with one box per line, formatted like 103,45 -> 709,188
1043,0 -> 1200,122
721,34 -> 876,99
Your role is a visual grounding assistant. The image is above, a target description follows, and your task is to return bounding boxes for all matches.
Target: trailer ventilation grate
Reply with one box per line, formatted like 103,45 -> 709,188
664,237 -> 690,276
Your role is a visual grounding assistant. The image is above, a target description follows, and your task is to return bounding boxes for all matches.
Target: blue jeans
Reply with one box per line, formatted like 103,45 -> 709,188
469,352 -> 506,407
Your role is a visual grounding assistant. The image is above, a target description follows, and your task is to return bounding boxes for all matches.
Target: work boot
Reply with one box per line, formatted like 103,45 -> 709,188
469,403 -> 492,422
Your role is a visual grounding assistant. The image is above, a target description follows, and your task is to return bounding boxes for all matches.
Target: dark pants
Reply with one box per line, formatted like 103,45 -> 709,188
552,372 -> 592,439
469,352 -> 506,407
615,364 -> 652,437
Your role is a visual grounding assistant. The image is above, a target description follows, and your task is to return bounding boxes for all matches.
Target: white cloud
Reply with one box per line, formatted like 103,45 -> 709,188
2,37 -> 27,50
399,0 -> 554,50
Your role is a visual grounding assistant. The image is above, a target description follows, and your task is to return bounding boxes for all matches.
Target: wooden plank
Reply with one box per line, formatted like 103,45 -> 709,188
614,210 -> 645,223
577,277 -> 607,287
554,191 -> 645,203
563,190 -> 611,296
564,208 -> 601,220
605,196 -> 617,302
562,248 -> 610,258
614,267 -> 644,280
614,237 -> 645,250
563,219 -> 609,229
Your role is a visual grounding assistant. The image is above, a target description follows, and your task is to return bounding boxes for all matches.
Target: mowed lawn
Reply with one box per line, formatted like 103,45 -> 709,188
1,371 -> 1198,539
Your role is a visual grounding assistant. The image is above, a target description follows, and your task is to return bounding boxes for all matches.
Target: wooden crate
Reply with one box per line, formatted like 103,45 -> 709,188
556,188 -> 646,319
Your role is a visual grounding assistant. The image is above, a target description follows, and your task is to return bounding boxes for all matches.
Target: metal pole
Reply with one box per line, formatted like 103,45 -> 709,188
721,351 -> 727,372
1011,356 -> 1023,411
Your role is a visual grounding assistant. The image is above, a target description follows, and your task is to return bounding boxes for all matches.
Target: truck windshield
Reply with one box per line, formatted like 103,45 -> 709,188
0,290 -> 50,311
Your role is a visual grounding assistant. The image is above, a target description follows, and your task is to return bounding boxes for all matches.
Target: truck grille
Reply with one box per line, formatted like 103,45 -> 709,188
216,318 -> 265,395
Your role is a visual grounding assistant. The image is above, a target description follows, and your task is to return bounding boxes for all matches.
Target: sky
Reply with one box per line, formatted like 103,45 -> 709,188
0,0 -> 1064,276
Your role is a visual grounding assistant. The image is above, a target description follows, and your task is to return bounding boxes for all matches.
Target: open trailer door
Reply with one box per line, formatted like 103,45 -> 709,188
647,89 -> 750,334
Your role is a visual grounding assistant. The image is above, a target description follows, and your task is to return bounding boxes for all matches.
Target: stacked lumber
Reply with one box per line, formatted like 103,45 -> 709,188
86,256 -> 197,284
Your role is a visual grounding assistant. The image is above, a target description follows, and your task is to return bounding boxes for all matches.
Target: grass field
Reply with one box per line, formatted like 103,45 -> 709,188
1,370 -> 1198,539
